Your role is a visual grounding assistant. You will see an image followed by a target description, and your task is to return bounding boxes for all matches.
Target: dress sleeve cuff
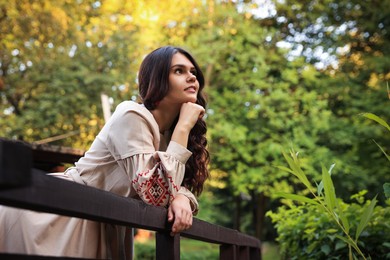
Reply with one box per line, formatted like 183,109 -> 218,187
166,141 -> 192,164
177,186 -> 199,215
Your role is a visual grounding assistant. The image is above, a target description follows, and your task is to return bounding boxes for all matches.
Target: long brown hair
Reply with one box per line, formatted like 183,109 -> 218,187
138,46 -> 209,196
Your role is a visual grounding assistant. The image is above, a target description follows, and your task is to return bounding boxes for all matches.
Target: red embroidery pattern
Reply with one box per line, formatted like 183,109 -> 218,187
132,164 -> 179,206
145,174 -> 170,206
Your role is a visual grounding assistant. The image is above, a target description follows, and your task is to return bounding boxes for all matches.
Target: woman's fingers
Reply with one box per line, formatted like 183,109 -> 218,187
168,195 -> 193,235
172,209 -> 192,232
178,102 -> 205,130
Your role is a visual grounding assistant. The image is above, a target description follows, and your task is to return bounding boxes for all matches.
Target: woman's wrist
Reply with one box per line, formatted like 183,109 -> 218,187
175,194 -> 191,207
171,125 -> 190,147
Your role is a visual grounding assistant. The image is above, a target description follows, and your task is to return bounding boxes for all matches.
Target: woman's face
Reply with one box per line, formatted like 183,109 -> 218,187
161,52 -> 199,106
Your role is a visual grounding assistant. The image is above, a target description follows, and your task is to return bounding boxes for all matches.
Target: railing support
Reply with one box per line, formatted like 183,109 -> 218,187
220,245 -> 261,260
0,138 -> 31,187
239,246 -> 250,259
156,232 -> 180,260
250,247 -> 262,260
220,244 -> 237,260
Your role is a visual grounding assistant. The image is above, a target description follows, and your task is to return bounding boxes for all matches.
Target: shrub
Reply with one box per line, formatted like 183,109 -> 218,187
268,112 -> 390,259
267,193 -> 390,259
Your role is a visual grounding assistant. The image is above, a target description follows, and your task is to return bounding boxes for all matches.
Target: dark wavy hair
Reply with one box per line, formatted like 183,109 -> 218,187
138,46 -> 209,196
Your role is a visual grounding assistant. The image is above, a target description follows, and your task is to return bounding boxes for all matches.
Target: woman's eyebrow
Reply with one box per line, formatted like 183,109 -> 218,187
171,64 -> 195,69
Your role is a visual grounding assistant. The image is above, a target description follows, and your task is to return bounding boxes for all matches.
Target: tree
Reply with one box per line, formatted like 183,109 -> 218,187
177,1 -> 336,240
0,0 -> 139,147
267,0 -> 390,200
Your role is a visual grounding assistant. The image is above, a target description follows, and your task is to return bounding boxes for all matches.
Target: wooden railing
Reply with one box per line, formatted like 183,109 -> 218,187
0,139 -> 261,259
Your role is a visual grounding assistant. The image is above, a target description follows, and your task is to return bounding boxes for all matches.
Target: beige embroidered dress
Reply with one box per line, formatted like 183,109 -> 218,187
0,101 -> 198,258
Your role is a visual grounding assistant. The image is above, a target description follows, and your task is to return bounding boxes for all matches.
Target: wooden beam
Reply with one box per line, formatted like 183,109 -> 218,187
0,171 -> 261,250
0,171 -> 169,231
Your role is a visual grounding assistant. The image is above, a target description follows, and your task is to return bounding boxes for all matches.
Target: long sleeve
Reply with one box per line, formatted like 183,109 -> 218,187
106,106 -> 193,207
124,141 -> 192,206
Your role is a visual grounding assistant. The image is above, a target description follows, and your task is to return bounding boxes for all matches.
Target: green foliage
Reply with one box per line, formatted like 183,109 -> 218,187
361,113 -> 390,162
267,197 -> 390,259
183,1 -> 340,239
270,112 -> 390,259
134,241 -> 155,260
0,0 -> 139,148
134,238 -> 219,260
273,149 -> 386,259
384,183 -> 390,199
269,0 -> 390,201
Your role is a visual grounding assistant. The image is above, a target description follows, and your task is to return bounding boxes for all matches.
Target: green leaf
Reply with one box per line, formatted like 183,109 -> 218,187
275,192 -> 318,205
317,181 -> 324,196
317,164 -> 336,196
373,139 -> 390,162
335,180 -> 349,232
335,235 -> 359,252
282,151 -> 312,189
335,240 -> 347,250
384,183 -> 390,199
275,165 -> 295,175
338,207 -> 350,233
321,244 -> 331,255
328,163 -> 336,174
307,241 -> 319,253
361,113 -> 390,132
355,195 -> 377,240
322,164 -> 337,210
326,228 -> 338,234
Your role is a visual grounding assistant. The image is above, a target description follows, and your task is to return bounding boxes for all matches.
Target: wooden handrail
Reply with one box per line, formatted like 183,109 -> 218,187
0,139 -> 261,259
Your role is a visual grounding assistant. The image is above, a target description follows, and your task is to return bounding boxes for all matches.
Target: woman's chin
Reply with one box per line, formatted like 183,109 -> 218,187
188,96 -> 197,103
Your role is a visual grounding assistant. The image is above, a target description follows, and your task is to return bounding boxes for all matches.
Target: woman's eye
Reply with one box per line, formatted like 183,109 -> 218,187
191,70 -> 197,76
174,68 -> 183,74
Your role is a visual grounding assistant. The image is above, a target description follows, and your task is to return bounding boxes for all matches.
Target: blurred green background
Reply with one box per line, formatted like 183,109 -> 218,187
1,0 -> 389,258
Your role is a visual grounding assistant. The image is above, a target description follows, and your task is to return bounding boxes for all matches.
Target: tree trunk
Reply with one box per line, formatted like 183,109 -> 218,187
233,195 -> 241,231
252,191 -> 268,240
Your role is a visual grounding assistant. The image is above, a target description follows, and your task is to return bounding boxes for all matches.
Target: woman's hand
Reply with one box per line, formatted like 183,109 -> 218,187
176,102 -> 205,132
167,194 -> 193,236
171,102 -> 205,147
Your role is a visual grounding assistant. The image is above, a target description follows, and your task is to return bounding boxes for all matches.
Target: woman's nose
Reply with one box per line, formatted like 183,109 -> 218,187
187,72 -> 196,82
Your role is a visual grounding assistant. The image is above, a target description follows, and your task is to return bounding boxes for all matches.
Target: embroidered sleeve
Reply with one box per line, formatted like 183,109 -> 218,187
129,142 -> 191,206
107,110 -> 192,207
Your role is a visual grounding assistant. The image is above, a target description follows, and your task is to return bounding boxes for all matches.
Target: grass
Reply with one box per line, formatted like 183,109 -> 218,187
261,241 -> 282,260
134,236 -> 281,260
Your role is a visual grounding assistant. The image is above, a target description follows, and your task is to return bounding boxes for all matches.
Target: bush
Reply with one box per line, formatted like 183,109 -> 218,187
267,193 -> 390,259
134,241 -> 155,259
268,112 -> 390,259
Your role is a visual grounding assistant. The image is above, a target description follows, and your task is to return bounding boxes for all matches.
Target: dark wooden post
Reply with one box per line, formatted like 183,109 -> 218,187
0,139 -> 32,187
156,232 -> 180,260
239,246 -> 250,259
250,247 -> 262,260
220,244 -> 238,260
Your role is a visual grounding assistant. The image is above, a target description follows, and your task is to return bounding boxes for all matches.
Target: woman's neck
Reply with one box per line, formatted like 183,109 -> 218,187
150,103 -> 181,133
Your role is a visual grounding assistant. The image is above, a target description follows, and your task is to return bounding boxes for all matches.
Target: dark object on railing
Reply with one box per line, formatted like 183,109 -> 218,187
31,142 -> 85,172
0,139 -> 261,260
31,142 -> 85,165
0,138 -> 32,187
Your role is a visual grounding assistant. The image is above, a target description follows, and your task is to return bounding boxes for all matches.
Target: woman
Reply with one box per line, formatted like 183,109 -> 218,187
0,46 -> 210,258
